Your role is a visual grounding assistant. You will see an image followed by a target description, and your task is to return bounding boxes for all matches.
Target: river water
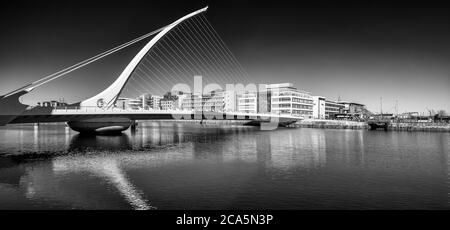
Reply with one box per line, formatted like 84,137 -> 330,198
0,121 -> 448,210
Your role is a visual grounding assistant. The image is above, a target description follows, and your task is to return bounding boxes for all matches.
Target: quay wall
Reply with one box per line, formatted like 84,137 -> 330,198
388,122 -> 450,132
294,119 -> 450,132
291,119 -> 367,130
136,119 -> 450,132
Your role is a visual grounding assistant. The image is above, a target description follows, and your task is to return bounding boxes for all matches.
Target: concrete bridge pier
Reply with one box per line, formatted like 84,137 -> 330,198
67,117 -> 133,135
130,120 -> 138,133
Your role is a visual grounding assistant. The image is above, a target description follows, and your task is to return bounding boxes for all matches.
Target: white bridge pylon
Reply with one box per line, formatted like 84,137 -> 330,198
0,6 -> 303,132
0,7 -> 209,126
80,6 -> 209,109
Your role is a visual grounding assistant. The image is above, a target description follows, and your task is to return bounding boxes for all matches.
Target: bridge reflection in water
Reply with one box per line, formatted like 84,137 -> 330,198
0,122 -> 448,210
0,121 -> 329,209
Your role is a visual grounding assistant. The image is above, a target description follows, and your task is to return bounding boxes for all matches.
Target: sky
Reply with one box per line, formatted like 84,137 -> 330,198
0,0 -> 449,114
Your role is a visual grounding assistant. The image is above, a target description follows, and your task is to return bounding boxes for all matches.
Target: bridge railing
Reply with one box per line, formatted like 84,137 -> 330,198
27,105 -> 302,120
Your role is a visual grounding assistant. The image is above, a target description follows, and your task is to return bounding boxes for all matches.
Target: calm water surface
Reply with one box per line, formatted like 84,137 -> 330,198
0,121 -> 449,210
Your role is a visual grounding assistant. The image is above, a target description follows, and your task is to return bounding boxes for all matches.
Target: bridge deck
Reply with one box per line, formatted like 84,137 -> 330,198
6,107 -> 301,125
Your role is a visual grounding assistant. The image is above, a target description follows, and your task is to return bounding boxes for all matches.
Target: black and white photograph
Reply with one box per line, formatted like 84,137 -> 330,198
0,0 -> 449,226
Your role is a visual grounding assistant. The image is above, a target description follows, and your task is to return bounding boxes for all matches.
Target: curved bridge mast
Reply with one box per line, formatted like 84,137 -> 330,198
80,6 -> 208,109
0,7 -> 208,128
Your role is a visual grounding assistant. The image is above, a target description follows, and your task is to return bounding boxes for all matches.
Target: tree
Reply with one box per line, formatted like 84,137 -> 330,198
163,92 -> 178,101
437,110 -> 447,116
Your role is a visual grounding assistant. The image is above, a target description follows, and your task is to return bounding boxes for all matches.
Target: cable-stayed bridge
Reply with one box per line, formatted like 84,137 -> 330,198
0,6 -> 300,134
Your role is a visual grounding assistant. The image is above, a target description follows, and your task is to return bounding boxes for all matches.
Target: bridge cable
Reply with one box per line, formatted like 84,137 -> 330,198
185,20 -> 241,84
152,47 -> 188,84
191,17 -> 248,84
199,16 -> 251,84
116,15 -> 253,100
170,28 -> 227,87
178,22 -> 235,85
4,26 -> 167,98
200,15 -> 252,83
156,42 -> 196,87
148,47 -> 191,85
182,22 -> 237,85
154,45 -> 194,86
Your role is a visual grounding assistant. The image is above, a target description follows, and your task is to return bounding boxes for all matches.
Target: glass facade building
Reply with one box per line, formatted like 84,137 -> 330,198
267,83 -> 314,118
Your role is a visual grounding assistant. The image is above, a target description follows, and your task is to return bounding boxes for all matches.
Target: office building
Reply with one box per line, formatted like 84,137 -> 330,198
237,92 -> 258,114
160,99 -> 175,110
181,94 -> 202,111
312,96 -> 326,119
266,83 -> 314,118
325,100 -> 345,119
149,95 -> 163,110
337,101 -> 368,119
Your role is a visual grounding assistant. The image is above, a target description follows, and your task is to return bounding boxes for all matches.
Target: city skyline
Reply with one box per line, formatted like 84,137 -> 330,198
0,0 -> 449,114
1,0 -> 450,215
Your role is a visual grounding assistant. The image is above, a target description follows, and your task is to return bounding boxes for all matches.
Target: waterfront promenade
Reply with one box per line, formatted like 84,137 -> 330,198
293,119 -> 367,130
388,122 -> 450,132
290,119 -> 450,132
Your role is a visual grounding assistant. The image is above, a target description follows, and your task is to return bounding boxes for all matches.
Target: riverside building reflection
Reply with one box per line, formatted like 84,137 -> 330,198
0,122 -> 449,209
